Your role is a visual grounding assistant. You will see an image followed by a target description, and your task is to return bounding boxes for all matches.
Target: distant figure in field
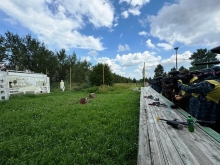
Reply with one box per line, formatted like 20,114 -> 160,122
60,80 -> 65,92
80,98 -> 89,104
89,93 -> 95,98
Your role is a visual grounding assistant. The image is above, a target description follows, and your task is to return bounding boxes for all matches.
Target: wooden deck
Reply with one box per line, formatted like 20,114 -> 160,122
138,86 -> 220,165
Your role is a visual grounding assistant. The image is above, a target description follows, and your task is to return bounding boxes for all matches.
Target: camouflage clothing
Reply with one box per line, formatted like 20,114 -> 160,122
189,96 -> 200,118
178,81 -> 218,122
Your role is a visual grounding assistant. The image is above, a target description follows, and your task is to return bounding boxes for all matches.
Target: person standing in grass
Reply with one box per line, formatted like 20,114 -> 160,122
60,80 -> 65,92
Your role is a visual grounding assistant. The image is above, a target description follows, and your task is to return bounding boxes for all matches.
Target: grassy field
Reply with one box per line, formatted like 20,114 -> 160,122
0,84 -> 141,165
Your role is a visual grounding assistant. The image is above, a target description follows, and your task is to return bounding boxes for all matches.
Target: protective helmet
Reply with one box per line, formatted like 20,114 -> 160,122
211,66 -> 220,78
198,68 -> 215,80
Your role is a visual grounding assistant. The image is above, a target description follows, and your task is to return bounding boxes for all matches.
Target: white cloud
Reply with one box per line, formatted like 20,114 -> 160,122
161,51 -> 192,71
117,44 -> 130,52
120,0 -> 150,18
97,57 -> 126,76
95,50 -> 193,79
115,51 -> 161,67
128,7 -> 141,15
121,11 -> 129,18
95,50 -> 161,79
138,31 -> 149,36
88,50 -> 98,56
148,0 -> 220,47
146,39 -> 156,49
0,0 -> 115,50
81,56 -> 91,62
119,0 -> 150,7
138,17 -> 149,27
157,43 -> 173,50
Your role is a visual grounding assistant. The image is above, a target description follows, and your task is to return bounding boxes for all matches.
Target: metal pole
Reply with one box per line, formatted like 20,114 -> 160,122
174,47 -> 178,70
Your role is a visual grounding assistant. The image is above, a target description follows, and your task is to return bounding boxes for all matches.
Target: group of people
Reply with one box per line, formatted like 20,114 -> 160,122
150,66 -> 220,132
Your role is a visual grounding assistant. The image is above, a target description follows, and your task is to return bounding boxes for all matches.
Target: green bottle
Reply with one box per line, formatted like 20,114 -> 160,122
187,115 -> 194,132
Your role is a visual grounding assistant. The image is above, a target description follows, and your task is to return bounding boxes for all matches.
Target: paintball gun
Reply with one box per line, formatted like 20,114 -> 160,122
156,116 -> 215,130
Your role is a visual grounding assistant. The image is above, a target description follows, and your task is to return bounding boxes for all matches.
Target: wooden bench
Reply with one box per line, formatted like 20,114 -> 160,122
138,86 -> 220,165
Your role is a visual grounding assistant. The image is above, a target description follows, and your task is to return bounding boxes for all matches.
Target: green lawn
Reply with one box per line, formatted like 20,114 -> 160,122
0,84 -> 140,165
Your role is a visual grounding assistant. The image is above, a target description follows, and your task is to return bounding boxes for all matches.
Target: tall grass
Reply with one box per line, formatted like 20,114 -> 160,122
0,84 -> 140,165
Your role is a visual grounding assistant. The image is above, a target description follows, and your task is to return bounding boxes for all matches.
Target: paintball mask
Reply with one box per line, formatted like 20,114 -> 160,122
197,68 -> 215,80
211,66 -> 220,78
178,69 -> 194,84
168,70 -> 180,84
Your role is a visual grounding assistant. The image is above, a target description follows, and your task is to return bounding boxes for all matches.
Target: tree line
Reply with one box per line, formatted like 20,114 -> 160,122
0,31 -> 134,86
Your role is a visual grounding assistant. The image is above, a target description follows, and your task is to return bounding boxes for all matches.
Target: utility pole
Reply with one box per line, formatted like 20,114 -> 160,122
174,47 -> 179,70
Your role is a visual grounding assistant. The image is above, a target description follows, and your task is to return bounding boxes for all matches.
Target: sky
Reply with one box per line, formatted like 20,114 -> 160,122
0,0 -> 220,80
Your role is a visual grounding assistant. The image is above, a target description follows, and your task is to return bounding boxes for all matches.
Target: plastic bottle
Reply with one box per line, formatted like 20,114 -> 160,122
187,115 -> 194,132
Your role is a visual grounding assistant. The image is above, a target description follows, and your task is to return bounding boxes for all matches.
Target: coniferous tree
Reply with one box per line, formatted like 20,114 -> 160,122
154,64 -> 165,78
189,48 -> 218,71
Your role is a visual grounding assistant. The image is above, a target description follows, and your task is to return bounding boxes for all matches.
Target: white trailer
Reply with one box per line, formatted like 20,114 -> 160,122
0,71 -> 9,100
0,70 -> 50,101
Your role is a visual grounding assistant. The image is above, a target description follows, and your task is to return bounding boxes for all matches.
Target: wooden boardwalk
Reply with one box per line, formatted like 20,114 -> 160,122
138,86 -> 220,165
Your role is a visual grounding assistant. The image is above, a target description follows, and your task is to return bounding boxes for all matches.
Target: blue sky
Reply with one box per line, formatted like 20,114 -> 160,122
0,0 -> 220,79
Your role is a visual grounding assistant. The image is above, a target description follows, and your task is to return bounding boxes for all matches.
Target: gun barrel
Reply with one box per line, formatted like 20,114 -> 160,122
194,61 -> 220,66
196,120 -> 216,124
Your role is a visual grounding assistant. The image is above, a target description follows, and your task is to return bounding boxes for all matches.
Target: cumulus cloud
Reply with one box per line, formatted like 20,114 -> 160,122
117,44 -> 130,52
161,51 -> 192,71
119,0 -> 150,7
138,31 -> 149,36
115,51 -> 161,67
119,0 -> 150,18
88,50 -> 98,56
157,43 -> 173,50
0,0 -> 115,50
146,39 -> 156,49
148,0 -> 220,47
97,57 -> 126,76
121,11 -> 129,18
94,50 -> 162,78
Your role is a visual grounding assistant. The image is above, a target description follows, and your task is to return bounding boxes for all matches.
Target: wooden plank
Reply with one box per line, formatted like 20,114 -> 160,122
138,87 -> 220,165
145,87 -> 201,165
137,88 -> 152,165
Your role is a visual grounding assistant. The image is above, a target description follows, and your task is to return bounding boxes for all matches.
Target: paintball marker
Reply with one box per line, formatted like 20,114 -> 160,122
211,45 -> 220,54
194,61 -> 220,66
156,116 -> 216,130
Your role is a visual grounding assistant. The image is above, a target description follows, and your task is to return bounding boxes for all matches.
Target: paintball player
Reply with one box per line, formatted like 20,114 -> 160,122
175,70 -> 200,117
177,68 -> 220,127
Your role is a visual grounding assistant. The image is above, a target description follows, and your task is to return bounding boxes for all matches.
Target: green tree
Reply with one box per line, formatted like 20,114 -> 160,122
170,67 -> 176,71
154,64 -> 164,77
89,63 -> 113,86
189,48 -> 218,71
132,78 -> 136,83
179,66 -> 186,72
0,35 -> 6,62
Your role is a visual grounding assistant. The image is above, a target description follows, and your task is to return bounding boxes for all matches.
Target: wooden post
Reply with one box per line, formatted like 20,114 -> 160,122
70,67 -> 71,90
103,64 -> 104,85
